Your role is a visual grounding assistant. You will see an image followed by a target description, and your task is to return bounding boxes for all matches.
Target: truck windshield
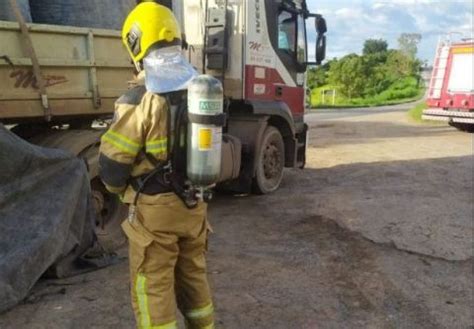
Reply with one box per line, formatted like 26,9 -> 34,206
278,11 -> 296,54
277,10 -> 307,66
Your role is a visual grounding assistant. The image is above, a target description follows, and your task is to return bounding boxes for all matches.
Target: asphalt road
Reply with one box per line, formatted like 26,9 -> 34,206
0,104 -> 472,329
308,103 -> 415,120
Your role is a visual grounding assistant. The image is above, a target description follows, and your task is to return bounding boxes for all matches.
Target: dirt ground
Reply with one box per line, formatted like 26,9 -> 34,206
1,104 -> 473,329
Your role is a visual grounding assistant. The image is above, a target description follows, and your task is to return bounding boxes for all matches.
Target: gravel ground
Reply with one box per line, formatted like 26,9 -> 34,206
0,104 -> 472,329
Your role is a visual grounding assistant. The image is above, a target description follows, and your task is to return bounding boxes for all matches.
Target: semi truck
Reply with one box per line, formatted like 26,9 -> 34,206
0,0 -> 327,238
423,35 -> 474,132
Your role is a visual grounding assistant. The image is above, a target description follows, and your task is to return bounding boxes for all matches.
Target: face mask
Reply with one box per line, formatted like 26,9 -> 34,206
143,46 -> 198,94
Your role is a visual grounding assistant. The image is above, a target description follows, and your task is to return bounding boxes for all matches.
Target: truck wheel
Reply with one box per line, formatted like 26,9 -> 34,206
449,122 -> 474,133
81,146 -> 128,252
253,126 -> 285,194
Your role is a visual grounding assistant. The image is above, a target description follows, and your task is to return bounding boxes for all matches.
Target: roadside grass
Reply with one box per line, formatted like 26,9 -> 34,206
311,77 -> 425,109
407,102 -> 444,125
408,102 -> 428,122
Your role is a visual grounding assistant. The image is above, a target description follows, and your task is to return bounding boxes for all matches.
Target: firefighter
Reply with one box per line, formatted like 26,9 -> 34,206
98,2 -> 214,328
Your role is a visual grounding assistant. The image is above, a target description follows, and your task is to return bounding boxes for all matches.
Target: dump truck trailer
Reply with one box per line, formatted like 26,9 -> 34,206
0,0 -> 326,236
0,20 -> 133,244
423,35 -> 474,132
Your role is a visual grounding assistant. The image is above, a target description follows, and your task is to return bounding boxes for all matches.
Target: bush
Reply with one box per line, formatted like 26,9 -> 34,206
311,76 -> 424,108
377,77 -> 419,101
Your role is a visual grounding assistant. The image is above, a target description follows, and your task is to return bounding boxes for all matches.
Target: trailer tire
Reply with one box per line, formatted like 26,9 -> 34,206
27,129 -> 128,252
81,145 -> 128,252
449,122 -> 474,133
253,126 -> 285,194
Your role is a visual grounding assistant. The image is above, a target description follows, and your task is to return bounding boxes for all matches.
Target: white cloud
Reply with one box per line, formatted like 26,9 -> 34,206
307,0 -> 474,63
334,7 -> 364,18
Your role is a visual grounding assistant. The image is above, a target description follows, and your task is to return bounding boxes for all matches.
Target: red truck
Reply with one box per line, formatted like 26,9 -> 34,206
423,35 -> 474,132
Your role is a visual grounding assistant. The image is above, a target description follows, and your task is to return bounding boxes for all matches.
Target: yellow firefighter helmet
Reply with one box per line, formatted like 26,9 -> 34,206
122,2 -> 182,63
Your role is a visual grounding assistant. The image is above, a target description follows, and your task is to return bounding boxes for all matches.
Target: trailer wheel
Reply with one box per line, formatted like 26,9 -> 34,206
449,122 -> 474,133
28,129 -> 128,252
81,145 -> 128,252
90,178 -> 128,251
253,126 -> 285,194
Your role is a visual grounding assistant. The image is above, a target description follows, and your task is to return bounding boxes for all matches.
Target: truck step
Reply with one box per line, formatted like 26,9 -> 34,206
424,109 -> 474,118
423,115 -> 474,124
206,23 -> 225,28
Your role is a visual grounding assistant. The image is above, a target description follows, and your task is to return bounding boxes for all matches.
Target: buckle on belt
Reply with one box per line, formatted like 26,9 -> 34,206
162,163 -> 172,185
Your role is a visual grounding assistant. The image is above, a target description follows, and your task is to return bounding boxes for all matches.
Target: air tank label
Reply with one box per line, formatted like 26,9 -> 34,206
199,100 -> 221,112
199,128 -> 213,151
189,98 -> 223,114
198,127 -> 222,151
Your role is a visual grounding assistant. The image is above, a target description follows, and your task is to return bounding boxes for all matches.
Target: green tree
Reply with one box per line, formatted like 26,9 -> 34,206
363,59 -> 391,95
362,51 -> 390,95
363,38 -> 388,55
385,49 -> 411,78
306,58 -> 334,89
309,36 -> 424,104
307,66 -> 327,90
398,33 -> 422,59
328,54 -> 367,98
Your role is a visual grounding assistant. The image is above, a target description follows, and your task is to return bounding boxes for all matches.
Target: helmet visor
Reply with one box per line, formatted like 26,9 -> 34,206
143,46 -> 198,94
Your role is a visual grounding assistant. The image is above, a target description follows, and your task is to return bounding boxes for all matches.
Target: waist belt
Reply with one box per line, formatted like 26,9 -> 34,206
129,174 -> 173,196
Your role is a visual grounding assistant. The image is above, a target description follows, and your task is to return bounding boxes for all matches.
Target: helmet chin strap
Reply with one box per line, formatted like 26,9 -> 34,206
134,60 -> 143,73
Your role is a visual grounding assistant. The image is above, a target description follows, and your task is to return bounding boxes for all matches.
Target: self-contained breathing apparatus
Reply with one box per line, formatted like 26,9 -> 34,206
129,75 -> 226,216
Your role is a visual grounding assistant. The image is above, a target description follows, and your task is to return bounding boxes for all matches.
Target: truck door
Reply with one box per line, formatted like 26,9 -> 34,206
245,1 -> 308,128
273,6 -> 308,121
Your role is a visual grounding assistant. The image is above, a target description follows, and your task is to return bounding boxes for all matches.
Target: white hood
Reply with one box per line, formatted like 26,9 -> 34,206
143,46 -> 198,94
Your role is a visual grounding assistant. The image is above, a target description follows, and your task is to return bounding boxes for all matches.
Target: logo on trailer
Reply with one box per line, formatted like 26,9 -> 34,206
10,69 -> 68,89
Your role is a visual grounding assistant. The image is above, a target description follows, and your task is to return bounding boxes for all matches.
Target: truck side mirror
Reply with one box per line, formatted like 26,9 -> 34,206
315,15 -> 327,35
315,34 -> 326,65
306,14 -> 327,66
315,15 -> 327,65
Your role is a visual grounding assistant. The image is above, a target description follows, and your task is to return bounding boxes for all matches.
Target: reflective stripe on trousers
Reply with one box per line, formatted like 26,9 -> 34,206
185,303 -> 215,329
186,303 -> 214,320
136,273 -> 177,329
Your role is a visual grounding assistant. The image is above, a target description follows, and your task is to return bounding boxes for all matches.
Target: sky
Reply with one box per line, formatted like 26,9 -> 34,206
306,0 -> 474,64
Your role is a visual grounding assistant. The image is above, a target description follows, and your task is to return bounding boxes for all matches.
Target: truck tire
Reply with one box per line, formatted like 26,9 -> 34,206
449,122 -> 474,133
253,126 -> 285,194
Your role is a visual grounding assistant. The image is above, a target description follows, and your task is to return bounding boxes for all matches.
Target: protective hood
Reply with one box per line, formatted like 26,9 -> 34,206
143,46 -> 198,94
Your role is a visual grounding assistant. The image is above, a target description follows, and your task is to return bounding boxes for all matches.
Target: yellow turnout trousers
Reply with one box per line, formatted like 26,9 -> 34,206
122,193 -> 214,329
